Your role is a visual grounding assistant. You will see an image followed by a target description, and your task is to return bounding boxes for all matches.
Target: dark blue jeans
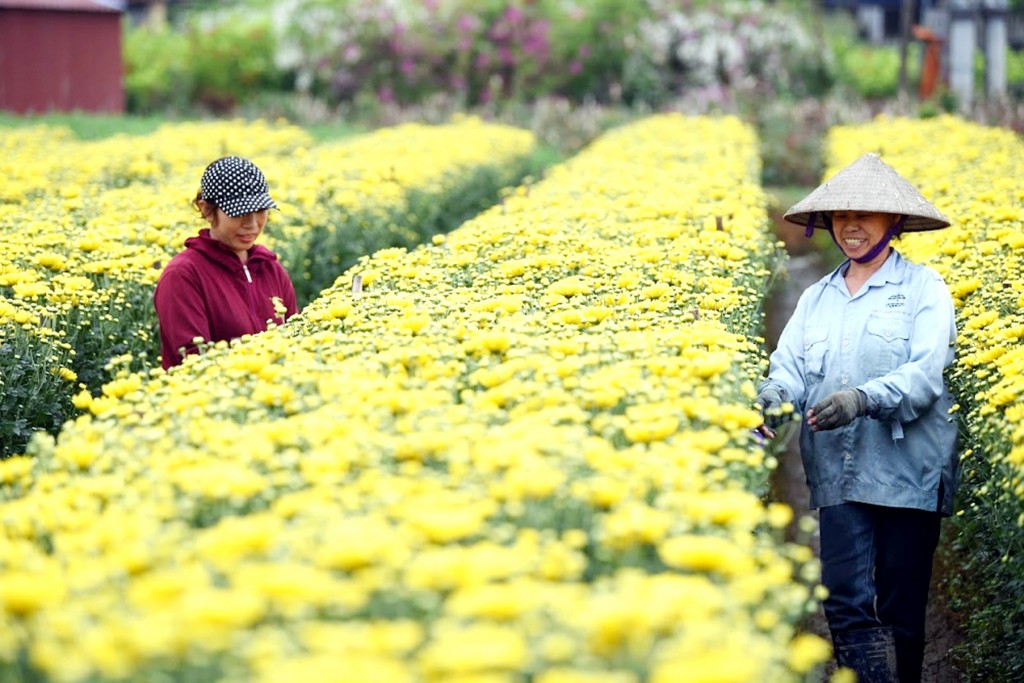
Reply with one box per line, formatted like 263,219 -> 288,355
819,501 -> 942,643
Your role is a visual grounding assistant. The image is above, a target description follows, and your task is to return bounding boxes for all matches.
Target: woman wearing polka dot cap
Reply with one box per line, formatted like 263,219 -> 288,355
154,156 -> 298,369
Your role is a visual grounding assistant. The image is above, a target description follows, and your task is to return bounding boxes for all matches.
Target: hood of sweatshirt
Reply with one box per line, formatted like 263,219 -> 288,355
184,229 -> 279,273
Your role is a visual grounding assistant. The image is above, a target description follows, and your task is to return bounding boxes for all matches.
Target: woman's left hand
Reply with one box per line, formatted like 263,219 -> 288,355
808,388 -> 866,431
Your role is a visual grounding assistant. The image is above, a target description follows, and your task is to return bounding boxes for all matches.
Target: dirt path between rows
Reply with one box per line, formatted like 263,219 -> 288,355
762,192 -> 967,682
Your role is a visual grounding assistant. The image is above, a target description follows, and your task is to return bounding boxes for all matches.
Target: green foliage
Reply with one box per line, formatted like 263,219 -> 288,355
537,0 -> 650,102
831,32 -> 920,99
123,14 -> 287,115
0,111 -> 165,139
123,22 -> 193,113
935,276 -> 1024,681
63,280 -> 157,391
300,121 -> 368,143
123,0 -> 832,115
821,11 -> 929,100
1008,48 -> 1024,97
942,451 -> 1024,680
917,86 -> 960,119
187,17 -> 288,111
0,325 -> 74,459
0,279 -> 156,459
757,104 -> 826,187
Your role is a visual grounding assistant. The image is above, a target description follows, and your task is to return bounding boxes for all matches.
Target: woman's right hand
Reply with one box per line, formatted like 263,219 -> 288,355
755,387 -> 785,439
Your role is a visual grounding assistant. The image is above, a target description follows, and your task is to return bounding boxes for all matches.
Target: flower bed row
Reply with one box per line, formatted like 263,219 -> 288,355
822,114 -> 1024,680
0,114 -> 828,682
0,117 -> 537,458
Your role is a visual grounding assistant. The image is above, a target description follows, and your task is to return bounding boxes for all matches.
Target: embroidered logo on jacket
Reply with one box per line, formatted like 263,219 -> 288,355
885,294 -> 907,309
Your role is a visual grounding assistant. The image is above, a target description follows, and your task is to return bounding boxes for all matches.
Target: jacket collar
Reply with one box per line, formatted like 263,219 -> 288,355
184,229 -> 277,270
826,249 -> 907,291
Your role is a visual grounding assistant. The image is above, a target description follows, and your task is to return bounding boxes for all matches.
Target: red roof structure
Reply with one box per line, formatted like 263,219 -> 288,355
0,0 -> 125,114
1,0 -> 120,10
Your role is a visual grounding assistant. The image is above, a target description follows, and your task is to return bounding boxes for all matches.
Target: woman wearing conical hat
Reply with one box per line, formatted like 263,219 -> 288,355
755,153 -> 958,683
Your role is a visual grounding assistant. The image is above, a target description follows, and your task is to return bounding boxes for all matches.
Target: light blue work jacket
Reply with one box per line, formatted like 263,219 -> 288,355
761,250 -> 959,515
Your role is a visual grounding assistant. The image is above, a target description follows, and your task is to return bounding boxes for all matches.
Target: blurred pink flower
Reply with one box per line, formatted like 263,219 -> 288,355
457,14 -> 478,33
569,60 -> 582,75
342,44 -> 361,63
490,22 -> 510,41
522,22 -> 550,59
523,40 -> 547,59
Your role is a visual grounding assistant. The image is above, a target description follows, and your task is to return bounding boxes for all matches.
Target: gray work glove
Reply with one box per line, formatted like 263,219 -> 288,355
755,386 -> 787,430
809,388 -> 867,431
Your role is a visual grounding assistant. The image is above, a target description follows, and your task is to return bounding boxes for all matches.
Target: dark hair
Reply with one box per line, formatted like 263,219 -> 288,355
892,214 -> 906,240
193,189 -> 217,219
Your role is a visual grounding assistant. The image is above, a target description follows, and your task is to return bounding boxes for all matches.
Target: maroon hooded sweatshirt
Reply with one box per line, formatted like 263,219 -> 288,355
154,229 -> 298,369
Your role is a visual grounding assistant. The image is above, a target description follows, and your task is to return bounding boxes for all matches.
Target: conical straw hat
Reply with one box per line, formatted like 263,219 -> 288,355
783,153 -> 950,232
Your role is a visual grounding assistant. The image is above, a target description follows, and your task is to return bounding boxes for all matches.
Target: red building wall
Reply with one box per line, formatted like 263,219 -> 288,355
0,3 -> 124,114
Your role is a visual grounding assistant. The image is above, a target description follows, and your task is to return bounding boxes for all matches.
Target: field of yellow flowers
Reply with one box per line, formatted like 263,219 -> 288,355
0,114 -> 830,682
0,117 -> 537,458
823,115 -> 1024,680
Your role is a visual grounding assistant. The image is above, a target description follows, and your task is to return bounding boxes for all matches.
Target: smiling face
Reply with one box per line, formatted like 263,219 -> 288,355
199,200 -> 268,261
831,210 -> 898,264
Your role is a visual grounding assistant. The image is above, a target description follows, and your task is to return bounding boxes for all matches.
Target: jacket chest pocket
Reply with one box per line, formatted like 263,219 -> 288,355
864,315 -> 912,375
803,325 -> 829,384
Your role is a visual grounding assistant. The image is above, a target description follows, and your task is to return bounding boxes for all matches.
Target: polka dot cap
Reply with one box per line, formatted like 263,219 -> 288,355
200,156 -> 278,218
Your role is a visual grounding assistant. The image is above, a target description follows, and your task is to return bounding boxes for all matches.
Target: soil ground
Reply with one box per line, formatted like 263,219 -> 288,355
763,191 -> 967,682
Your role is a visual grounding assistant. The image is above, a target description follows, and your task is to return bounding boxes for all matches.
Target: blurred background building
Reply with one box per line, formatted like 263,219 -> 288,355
0,0 -> 124,113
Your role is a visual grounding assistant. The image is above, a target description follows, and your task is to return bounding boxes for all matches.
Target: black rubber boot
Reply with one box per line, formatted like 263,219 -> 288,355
894,637 -> 926,682
833,626 -> 899,683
